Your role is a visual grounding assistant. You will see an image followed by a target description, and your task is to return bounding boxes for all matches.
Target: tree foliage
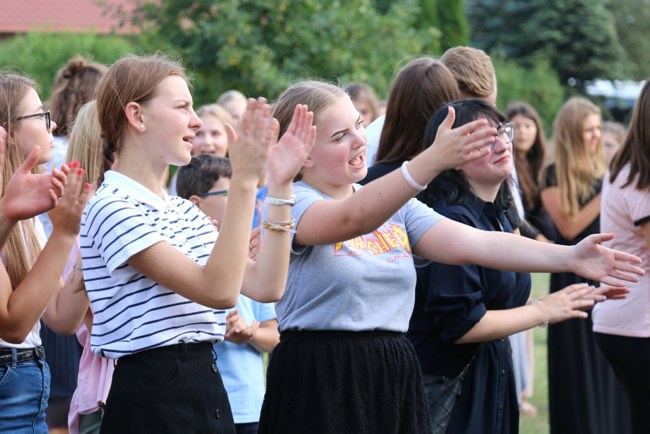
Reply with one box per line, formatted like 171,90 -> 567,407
606,0 -> 650,81
132,0 -> 439,104
466,0 -> 628,87
0,32 -> 135,100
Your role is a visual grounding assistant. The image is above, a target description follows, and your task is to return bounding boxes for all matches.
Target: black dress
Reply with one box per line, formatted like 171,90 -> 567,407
542,164 -> 632,434
408,194 -> 530,434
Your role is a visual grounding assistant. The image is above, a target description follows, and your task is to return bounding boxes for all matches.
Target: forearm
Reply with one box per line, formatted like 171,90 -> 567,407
0,202 -> 16,249
204,175 -> 259,304
249,325 -> 280,353
43,273 -> 88,335
242,182 -> 293,302
1,231 -> 76,343
455,306 -> 545,344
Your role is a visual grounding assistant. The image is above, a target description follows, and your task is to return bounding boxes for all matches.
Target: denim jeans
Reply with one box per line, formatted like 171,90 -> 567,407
0,349 -> 50,433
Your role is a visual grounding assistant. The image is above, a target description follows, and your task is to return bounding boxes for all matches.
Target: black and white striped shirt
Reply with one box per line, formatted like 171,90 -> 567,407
81,171 -> 226,359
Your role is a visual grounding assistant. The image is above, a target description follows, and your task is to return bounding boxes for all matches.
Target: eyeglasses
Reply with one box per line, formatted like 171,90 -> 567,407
197,189 -> 228,198
490,122 -> 514,149
14,110 -> 51,130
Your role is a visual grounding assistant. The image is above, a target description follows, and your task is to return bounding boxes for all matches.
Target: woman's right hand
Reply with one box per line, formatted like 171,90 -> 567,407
537,283 -> 604,324
48,164 -> 95,237
423,106 -> 497,173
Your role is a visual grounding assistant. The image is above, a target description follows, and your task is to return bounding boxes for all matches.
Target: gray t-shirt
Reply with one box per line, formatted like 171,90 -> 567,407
274,182 -> 445,333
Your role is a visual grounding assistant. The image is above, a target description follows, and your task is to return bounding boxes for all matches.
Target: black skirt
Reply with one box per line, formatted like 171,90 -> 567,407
100,342 -> 234,434
258,330 -> 430,434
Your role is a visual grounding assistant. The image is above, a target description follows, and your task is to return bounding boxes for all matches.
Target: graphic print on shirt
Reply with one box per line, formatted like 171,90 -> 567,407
334,223 -> 411,262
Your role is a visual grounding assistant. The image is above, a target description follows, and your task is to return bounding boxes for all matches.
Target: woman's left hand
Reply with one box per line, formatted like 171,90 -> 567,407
266,104 -> 316,186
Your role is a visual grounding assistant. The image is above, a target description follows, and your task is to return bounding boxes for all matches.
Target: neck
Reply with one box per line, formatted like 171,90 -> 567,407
468,180 -> 501,203
112,146 -> 167,197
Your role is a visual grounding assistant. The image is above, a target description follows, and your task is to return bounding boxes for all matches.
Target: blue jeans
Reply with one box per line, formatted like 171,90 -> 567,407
0,349 -> 50,434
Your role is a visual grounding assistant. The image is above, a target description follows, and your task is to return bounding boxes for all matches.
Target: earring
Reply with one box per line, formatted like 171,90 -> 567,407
140,124 -> 145,129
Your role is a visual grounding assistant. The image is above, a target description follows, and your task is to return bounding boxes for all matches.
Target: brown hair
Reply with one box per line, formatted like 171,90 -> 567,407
345,82 -> 380,123
49,57 -> 108,137
272,80 -> 346,180
196,103 -> 233,126
551,96 -> 605,216
376,57 -> 461,164
506,101 -> 547,210
609,80 -> 650,190
0,73 -> 43,287
95,54 -> 187,185
441,46 -> 496,100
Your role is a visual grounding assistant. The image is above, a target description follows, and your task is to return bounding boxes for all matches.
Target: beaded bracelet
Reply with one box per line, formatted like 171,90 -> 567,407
400,161 -> 427,191
265,194 -> 296,206
262,217 -> 296,233
528,299 -> 548,328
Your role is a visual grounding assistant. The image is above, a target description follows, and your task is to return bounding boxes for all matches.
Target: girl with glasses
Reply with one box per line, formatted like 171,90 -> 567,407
257,82 -> 643,434
0,73 -> 94,433
408,99 -> 628,433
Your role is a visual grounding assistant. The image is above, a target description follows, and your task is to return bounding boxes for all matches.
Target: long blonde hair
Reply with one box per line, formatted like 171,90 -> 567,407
551,96 -> 605,216
66,100 -> 102,185
0,74 -> 43,288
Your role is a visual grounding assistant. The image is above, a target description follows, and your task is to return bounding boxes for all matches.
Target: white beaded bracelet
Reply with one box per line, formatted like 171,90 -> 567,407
400,161 -> 427,192
265,194 -> 296,206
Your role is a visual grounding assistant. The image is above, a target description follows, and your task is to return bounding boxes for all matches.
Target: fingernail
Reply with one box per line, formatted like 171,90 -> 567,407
78,168 -> 85,176
69,161 -> 79,168
84,183 -> 91,189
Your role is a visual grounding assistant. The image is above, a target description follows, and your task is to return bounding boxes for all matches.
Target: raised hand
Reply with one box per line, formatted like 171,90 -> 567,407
569,233 -> 644,287
0,127 -> 69,221
226,97 -> 276,185
427,106 -> 497,172
48,164 -> 95,237
266,104 -> 316,186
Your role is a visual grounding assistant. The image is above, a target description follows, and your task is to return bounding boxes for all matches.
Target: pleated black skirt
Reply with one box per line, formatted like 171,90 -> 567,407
258,330 -> 430,434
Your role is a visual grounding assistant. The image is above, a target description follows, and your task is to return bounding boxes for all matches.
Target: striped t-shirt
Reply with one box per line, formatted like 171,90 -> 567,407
81,170 -> 226,359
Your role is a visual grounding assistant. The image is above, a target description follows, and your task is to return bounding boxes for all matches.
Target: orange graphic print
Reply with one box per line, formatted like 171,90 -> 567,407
333,224 -> 411,259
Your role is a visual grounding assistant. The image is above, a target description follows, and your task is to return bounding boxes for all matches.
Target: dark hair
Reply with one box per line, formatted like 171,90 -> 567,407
376,57 -> 461,164
176,154 -> 232,199
610,79 -> 650,190
505,101 -> 547,210
49,56 -> 108,137
419,98 -> 512,210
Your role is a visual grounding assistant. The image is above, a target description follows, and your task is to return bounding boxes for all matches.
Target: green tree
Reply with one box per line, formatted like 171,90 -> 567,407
132,0 -> 438,104
606,0 -> 650,81
467,0 -> 628,87
0,32 -> 135,100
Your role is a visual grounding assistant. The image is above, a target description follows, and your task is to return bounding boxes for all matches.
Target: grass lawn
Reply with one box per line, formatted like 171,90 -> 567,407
518,272 -> 551,434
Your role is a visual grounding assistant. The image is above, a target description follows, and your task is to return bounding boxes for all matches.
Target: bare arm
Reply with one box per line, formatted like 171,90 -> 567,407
540,186 -> 601,240
456,284 -> 599,343
42,251 -> 89,335
0,168 -> 91,343
413,219 -> 643,287
294,108 -> 497,246
129,102 -> 314,307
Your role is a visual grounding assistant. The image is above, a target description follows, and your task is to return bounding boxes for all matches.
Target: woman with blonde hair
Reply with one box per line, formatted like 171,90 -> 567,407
541,96 -> 632,434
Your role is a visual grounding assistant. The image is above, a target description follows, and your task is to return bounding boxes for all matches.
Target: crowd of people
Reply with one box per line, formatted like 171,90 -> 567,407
0,45 -> 646,434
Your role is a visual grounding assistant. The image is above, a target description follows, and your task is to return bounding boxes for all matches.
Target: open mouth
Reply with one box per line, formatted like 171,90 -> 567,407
348,152 -> 365,169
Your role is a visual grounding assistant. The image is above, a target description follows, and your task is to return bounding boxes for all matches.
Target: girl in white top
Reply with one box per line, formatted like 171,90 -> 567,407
81,54 -> 314,433
593,79 -> 650,433
0,73 -> 93,434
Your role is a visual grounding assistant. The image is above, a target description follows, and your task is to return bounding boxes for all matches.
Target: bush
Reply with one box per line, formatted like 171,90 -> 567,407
0,32 -> 136,100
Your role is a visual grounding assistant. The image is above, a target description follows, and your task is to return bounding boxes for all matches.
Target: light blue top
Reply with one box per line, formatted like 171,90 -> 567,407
213,296 -> 276,424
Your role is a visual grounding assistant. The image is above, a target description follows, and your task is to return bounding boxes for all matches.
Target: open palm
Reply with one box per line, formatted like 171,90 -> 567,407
267,104 -> 316,185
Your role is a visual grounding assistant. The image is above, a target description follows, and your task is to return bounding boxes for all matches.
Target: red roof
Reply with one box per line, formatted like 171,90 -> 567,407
0,0 -> 139,34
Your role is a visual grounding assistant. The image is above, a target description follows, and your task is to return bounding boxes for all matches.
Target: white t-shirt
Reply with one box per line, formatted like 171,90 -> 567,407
364,115 -> 385,167
81,171 -> 227,358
